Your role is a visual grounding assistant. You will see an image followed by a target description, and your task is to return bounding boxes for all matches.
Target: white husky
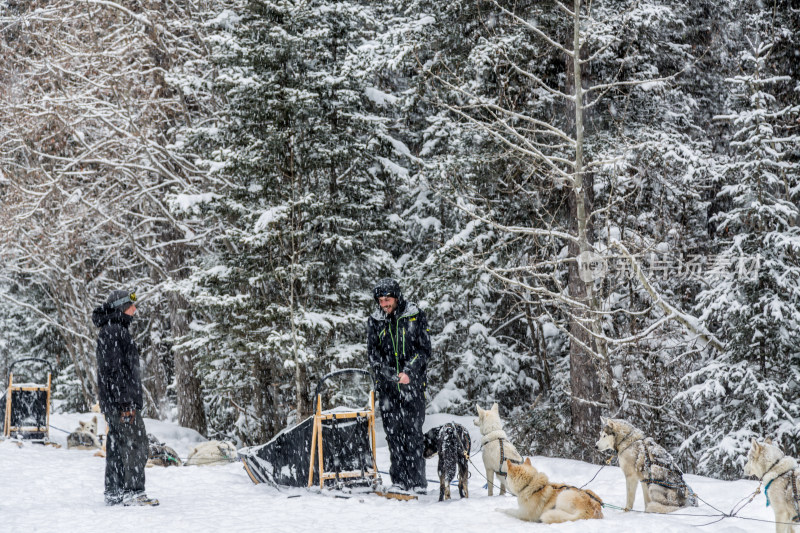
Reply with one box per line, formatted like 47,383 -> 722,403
185,440 -> 237,467
474,403 -> 523,496
744,438 -> 800,533
595,417 -> 697,513
67,416 -> 101,450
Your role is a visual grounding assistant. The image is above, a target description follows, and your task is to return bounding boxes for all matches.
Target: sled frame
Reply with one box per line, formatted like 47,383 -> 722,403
307,390 -> 380,490
3,367 -> 52,441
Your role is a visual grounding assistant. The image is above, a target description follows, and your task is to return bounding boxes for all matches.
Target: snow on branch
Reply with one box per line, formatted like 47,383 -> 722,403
611,240 -> 724,353
488,0 -> 574,58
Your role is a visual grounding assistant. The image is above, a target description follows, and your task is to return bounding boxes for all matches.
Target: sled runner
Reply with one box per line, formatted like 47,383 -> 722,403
239,369 -> 381,492
1,358 -> 53,442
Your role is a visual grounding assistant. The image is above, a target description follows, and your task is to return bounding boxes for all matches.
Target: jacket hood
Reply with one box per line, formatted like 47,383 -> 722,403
92,303 -> 132,329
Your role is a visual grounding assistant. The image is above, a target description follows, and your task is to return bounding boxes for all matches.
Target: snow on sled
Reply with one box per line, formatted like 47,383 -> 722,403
239,369 -> 385,495
1,358 -> 54,444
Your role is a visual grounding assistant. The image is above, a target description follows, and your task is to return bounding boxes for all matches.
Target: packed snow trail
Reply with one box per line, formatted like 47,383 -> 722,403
0,412 -> 777,532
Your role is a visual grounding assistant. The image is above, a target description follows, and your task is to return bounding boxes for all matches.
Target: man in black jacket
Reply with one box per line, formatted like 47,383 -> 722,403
93,289 -> 158,507
367,278 -> 430,494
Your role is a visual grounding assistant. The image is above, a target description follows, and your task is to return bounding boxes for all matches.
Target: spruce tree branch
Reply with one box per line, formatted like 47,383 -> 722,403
586,72 -> 679,94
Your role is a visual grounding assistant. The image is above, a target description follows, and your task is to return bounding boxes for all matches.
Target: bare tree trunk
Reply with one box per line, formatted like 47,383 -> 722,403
567,0 -> 604,446
288,141 -> 311,421
166,238 -> 207,434
170,290 -> 207,434
524,303 -> 551,392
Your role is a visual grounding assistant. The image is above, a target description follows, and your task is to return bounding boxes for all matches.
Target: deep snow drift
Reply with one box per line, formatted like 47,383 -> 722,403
0,412 -> 779,532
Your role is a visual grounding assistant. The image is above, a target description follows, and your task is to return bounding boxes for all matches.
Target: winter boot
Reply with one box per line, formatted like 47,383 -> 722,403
122,493 -> 160,507
104,494 -> 123,506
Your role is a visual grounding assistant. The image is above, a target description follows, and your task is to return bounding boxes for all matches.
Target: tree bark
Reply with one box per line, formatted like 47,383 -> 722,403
170,289 -> 207,434
567,0 -> 604,447
166,237 -> 207,434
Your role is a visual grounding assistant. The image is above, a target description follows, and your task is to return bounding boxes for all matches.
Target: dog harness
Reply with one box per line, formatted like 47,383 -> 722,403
494,438 -> 524,478
641,440 -> 697,502
552,484 -> 604,505
444,422 -> 471,461
761,456 -> 785,507
612,430 -> 696,503
762,462 -> 800,522
522,482 -> 603,506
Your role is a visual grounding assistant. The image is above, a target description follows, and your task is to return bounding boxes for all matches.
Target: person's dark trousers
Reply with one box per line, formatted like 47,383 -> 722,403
104,410 -> 148,504
378,384 -> 427,490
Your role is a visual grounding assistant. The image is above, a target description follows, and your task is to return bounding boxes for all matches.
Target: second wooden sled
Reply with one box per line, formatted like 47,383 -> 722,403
239,369 -> 386,495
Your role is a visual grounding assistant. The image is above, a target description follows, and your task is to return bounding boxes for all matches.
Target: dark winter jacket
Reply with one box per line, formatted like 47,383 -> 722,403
366,298 -> 431,392
92,303 -> 143,414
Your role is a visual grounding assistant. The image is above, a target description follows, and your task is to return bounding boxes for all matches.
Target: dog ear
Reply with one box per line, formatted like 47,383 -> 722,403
600,416 -> 608,425
765,437 -> 773,445
491,403 -> 499,414
524,457 -> 531,465
751,439 -> 761,450
79,421 -> 86,430
92,416 -> 98,424
476,405 -> 484,415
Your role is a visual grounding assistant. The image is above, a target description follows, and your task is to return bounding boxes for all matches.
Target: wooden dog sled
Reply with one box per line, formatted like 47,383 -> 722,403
1,358 -> 54,443
239,369 -> 386,495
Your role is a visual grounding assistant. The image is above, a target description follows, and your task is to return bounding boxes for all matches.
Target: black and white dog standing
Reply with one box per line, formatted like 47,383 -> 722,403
423,423 -> 471,501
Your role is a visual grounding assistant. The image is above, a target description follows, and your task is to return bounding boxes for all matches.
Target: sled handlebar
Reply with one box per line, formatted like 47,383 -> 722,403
9,358 -> 55,377
314,368 -> 373,399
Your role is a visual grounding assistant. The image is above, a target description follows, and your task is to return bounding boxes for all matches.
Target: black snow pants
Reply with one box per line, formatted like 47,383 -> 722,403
104,410 -> 148,503
377,383 -> 427,490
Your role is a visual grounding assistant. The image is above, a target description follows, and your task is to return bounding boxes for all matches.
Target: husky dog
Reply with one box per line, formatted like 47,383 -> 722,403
744,439 -> 800,533
185,440 -> 237,466
497,458 -> 603,523
423,423 -> 471,501
146,434 -> 183,467
474,403 -> 523,496
67,416 -> 101,450
595,417 -> 698,513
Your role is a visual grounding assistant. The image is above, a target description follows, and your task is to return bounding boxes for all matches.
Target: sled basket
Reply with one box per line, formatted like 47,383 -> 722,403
239,369 -> 380,490
1,358 -> 53,441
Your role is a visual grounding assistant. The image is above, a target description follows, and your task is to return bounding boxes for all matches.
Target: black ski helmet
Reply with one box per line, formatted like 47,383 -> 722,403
373,278 -> 402,303
106,288 -> 137,311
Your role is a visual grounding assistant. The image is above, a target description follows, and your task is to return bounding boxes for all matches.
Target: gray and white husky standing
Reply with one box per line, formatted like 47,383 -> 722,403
744,438 -> 800,533
474,403 -> 523,496
595,417 -> 698,513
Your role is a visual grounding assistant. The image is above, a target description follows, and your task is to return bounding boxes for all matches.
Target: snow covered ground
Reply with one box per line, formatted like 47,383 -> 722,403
0,412 -> 779,532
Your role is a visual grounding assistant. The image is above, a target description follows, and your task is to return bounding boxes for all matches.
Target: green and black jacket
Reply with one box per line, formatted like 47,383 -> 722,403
366,299 -> 431,391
